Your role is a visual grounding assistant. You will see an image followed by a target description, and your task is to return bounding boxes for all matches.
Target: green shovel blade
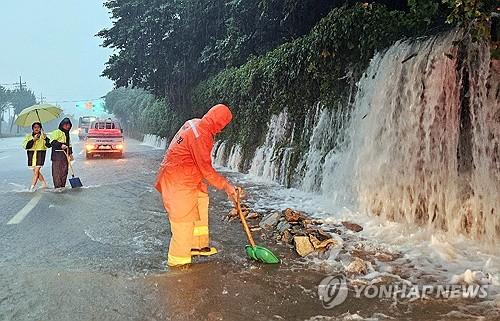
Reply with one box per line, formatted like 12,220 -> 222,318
245,245 -> 280,264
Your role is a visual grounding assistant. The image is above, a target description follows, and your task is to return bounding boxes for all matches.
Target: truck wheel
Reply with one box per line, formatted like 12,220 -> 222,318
86,152 -> 92,159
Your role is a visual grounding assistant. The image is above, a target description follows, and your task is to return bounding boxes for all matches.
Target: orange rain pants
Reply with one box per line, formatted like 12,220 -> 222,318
167,190 -> 210,266
155,104 -> 233,266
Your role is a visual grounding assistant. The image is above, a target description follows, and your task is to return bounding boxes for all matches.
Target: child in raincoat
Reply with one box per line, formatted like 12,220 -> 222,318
22,122 -> 51,191
50,118 -> 73,189
155,104 -> 238,267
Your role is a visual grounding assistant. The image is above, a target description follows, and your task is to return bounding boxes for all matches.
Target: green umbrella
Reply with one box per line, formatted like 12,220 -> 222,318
15,104 -> 63,127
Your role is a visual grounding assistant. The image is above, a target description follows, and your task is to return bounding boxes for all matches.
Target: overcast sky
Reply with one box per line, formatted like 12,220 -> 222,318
0,0 -> 114,114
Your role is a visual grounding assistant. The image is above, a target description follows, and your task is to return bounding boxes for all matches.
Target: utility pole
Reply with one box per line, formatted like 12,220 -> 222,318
1,76 -> 28,134
0,77 -> 26,90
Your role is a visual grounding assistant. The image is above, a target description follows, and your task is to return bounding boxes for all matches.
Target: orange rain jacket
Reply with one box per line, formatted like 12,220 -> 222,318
155,104 -> 233,222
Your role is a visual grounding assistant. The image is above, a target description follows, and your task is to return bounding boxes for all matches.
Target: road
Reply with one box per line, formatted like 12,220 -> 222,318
0,136 -> 488,321
0,136 -> 331,321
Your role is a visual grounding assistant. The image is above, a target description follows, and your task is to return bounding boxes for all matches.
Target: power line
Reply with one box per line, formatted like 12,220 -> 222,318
46,97 -> 106,104
2,78 -> 107,104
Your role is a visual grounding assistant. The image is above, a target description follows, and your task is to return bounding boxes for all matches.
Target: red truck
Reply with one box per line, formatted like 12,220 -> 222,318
85,118 -> 124,159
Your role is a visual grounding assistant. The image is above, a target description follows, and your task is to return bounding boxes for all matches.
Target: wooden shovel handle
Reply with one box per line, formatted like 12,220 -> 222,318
236,188 -> 256,247
61,149 -> 76,177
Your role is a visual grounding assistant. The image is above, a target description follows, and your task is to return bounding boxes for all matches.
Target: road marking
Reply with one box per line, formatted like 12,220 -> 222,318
0,156 -> 9,160
7,193 -> 43,225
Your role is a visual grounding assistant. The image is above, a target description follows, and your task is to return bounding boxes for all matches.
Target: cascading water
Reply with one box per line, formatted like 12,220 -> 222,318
323,30 -> 499,241
226,144 -> 243,171
213,141 -> 244,172
297,103 -> 351,192
215,30 -> 499,241
248,111 -> 293,186
213,141 -> 227,165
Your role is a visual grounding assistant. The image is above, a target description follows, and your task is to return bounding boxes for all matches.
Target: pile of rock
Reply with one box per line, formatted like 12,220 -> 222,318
258,208 -> 340,257
225,205 -> 405,279
275,208 -> 339,256
223,205 -> 261,231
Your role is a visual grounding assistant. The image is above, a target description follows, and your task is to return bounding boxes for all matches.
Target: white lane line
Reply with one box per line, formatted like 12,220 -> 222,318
0,156 -> 9,160
7,193 -> 43,225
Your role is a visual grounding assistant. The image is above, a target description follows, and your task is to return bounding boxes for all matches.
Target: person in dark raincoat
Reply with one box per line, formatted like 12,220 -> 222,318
50,118 -> 73,189
22,122 -> 51,191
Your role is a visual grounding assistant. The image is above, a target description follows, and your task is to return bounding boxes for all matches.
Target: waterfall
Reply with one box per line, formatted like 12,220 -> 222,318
226,144 -> 243,171
297,103 -> 351,192
215,30 -> 499,240
142,134 -> 167,149
248,110 -> 292,185
323,30 -> 499,240
213,141 -> 227,166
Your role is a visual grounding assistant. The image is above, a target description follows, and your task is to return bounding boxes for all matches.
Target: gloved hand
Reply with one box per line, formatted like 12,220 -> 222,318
224,183 -> 237,204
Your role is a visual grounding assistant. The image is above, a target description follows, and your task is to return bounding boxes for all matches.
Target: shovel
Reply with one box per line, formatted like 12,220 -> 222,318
236,188 -> 280,264
61,149 -> 83,188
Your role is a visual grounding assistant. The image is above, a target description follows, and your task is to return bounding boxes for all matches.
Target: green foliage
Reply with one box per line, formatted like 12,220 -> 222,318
104,87 -> 180,138
0,86 -> 9,133
0,86 -> 36,133
139,99 -> 180,139
0,86 -> 9,114
407,0 -> 443,28
101,0 -> 498,150
193,4 -> 416,150
442,0 -> 498,42
99,0 -> 342,117
9,88 -> 36,115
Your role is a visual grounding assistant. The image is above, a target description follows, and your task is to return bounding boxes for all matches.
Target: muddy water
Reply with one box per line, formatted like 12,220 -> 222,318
0,138 -> 498,320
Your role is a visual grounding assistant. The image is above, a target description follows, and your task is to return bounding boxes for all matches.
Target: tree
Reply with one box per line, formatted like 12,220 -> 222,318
442,0 -> 498,42
98,0 -> 343,118
0,86 -> 10,134
9,88 -> 36,133
104,87 -> 180,138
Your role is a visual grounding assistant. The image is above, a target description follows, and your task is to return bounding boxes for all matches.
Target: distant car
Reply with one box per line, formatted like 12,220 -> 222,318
85,118 -> 124,159
78,116 -> 97,141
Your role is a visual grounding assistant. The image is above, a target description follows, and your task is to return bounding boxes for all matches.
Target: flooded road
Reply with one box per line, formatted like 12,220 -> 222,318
0,136 -> 497,321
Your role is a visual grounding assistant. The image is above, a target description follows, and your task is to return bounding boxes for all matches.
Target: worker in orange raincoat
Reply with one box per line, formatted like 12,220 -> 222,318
155,104 -> 238,267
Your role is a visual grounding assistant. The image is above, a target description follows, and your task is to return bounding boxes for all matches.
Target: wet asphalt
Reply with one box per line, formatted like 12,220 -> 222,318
0,136 -> 489,321
0,136 -> 326,321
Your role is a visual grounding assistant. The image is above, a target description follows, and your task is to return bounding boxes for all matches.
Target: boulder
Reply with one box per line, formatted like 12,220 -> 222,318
283,208 -> 306,223
259,212 -> 281,229
290,225 -> 304,235
246,212 -> 260,220
346,257 -> 368,275
342,221 -> 363,232
309,234 -> 337,251
306,227 -> 332,240
281,230 -> 292,244
227,208 -> 238,218
375,252 -> 395,262
276,221 -> 291,234
294,236 -> 315,257
303,219 -> 323,226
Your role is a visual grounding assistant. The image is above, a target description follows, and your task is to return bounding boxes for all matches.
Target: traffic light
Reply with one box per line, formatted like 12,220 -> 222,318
75,100 -> 105,113
84,101 -> 93,110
